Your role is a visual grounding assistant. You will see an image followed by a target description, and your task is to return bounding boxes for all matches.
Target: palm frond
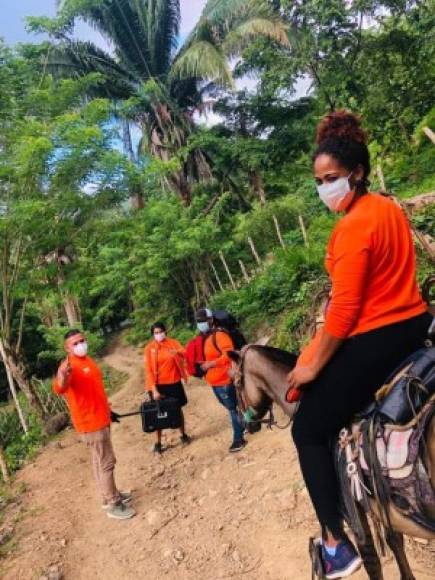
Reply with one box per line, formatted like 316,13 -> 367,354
201,0 -> 268,23
59,1 -> 180,81
149,0 -> 181,77
47,40 -> 135,99
170,41 -> 234,88
222,18 -> 289,58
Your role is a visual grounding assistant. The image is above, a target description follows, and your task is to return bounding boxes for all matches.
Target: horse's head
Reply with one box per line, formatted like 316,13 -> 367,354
228,346 -> 273,426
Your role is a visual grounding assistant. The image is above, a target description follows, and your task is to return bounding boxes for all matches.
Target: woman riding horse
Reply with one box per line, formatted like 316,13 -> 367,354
286,110 -> 432,579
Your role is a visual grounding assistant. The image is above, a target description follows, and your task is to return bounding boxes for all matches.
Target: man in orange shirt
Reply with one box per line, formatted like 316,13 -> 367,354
196,309 -> 246,453
53,329 -> 135,520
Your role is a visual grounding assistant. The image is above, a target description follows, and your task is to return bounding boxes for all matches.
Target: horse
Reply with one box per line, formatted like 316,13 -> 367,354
228,345 -> 435,580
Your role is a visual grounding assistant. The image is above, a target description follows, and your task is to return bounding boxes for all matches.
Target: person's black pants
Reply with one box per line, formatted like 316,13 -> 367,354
291,312 -> 432,539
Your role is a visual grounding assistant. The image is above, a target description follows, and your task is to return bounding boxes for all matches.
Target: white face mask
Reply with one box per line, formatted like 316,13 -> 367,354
73,341 -> 88,357
316,174 -> 355,212
197,321 -> 210,333
154,332 -> 166,343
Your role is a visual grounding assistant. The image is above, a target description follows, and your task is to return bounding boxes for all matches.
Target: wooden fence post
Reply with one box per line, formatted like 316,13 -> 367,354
219,251 -> 236,290
209,260 -> 224,292
298,215 -> 309,248
0,446 -> 10,484
248,236 -> 261,266
423,126 -> 435,146
239,260 -> 251,283
272,215 -> 286,249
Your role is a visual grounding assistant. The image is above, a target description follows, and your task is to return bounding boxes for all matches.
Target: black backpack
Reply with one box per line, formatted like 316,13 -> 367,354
211,310 -> 247,352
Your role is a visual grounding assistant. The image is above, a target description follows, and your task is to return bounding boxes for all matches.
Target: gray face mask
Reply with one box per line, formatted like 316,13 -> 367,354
197,321 -> 210,333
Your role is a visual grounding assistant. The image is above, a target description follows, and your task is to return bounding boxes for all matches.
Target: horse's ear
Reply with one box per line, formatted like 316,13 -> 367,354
227,350 -> 241,363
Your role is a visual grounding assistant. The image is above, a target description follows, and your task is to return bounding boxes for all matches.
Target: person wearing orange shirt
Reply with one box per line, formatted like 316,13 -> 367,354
196,309 -> 246,453
144,322 -> 191,454
285,111 -> 432,579
53,329 -> 135,520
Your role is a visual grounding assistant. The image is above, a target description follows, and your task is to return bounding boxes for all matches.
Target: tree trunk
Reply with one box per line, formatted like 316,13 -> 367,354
122,119 -> 145,209
250,170 -> 266,205
0,339 -> 47,423
63,294 -> 81,327
0,339 -> 28,434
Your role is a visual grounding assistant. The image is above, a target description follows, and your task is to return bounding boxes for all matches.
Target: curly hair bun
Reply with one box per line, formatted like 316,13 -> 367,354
316,110 -> 367,145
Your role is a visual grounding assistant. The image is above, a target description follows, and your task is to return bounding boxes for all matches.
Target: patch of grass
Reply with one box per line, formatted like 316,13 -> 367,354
100,363 -> 129,397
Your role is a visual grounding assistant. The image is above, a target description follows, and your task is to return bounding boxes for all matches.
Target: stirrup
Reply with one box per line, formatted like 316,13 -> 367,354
309,537 -> 326,580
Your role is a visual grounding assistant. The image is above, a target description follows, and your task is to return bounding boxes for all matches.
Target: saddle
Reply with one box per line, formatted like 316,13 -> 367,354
337,345 -> 435,537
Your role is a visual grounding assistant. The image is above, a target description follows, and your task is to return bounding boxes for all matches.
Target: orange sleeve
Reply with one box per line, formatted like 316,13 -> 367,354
144,345 -> 156,391
324,225 -> 371,339
172,339 -> 186,357
214,332 -> 235,368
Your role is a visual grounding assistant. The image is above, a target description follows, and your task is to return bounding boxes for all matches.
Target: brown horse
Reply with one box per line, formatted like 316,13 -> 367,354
228,345 -> 435,580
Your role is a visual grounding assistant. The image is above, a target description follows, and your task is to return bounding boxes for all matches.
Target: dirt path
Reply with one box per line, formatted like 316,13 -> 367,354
0,339 -> 433,580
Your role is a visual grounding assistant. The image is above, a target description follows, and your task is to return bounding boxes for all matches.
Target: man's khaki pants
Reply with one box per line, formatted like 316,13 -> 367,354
82,426 -> 120,505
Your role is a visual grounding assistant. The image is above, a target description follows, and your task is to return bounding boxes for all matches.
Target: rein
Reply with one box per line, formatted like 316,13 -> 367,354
234,345 -> 292,431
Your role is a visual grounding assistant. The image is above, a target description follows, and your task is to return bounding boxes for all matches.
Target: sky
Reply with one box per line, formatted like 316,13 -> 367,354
0,0 -> 207,45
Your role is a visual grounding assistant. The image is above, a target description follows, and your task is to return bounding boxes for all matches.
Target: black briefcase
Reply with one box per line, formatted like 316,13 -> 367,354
140,397 -> 182,433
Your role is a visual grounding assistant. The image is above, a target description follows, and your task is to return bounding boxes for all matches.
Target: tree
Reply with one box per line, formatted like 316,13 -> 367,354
27,0 -> 289,204
0,44 -> 126,420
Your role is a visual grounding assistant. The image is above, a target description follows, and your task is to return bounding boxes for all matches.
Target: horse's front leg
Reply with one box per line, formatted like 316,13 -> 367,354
385,530 -> 415,580
355,506 -> 383,580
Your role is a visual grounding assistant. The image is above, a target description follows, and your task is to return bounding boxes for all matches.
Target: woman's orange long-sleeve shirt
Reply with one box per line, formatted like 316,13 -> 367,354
144,337 -> 186,391
324,192 -> 426,339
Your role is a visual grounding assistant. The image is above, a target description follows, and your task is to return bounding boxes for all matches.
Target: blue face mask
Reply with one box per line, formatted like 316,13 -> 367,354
197,321 -> 210,333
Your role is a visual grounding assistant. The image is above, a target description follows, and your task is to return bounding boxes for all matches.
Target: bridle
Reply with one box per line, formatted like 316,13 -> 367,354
233,345 -> 292,431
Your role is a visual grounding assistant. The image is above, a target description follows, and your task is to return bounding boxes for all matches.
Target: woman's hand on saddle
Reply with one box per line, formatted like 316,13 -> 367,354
287,365 -> 319,390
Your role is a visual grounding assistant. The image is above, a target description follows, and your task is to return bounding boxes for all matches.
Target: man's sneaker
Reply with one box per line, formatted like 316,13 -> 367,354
321,539 -> 362,579
153,442 -> 163,454
180,434 -> 192,446
229,439 -> 246,453
106,501 -> 135,520
102,491 -> 132,510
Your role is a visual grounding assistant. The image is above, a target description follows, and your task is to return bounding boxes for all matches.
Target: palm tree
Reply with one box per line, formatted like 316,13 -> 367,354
42,0 -> 288,204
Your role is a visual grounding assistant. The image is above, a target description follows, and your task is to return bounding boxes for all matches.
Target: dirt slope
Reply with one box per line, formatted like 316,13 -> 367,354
0,339 -> 433,580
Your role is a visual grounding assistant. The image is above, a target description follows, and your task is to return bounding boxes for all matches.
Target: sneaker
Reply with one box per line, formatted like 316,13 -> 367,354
321,539 -> 362,579
106,501 -> 136,520
102,491 -> 132,510
180,434 -> 191,446
229,439 -> 246,453
153,442 -> 163,454
101,491 -> 133,510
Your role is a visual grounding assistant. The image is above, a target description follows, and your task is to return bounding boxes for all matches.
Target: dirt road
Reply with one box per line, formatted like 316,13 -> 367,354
0,339 -> 433,579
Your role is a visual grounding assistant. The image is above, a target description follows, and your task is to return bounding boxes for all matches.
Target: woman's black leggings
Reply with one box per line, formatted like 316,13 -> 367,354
291,312 -> 432,539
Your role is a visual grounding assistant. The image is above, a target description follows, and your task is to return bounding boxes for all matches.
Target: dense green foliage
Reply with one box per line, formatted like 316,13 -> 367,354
0,0 -> 434,474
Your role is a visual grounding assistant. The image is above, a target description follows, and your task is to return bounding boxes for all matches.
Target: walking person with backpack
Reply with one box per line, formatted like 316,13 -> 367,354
144,322 -> 191,454
195,308 -> 247,453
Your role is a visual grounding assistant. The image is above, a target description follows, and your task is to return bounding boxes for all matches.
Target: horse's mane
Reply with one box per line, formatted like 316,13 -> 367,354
250,345 -> 298,368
